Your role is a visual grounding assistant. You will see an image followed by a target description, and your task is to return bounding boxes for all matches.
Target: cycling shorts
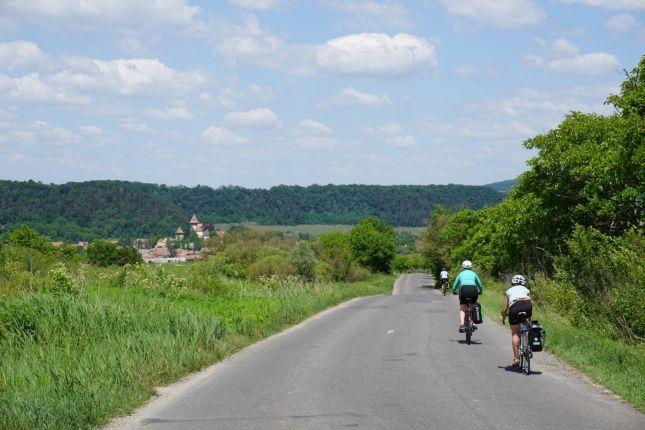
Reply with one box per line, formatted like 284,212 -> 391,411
459,285 -> 479,305
440,278 -> 448,283
508,300 -> 532,325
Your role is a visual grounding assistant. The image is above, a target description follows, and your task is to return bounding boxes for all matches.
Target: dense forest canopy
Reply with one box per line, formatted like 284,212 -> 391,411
0,181 -> 504,241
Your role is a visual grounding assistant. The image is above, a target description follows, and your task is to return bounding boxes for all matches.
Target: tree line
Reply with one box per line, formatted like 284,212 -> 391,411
0,181 -> 504,241
423,57 -> 644,342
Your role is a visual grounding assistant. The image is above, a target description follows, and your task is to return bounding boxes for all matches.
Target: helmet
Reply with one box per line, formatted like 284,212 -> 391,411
462,260 -> 473,270
512,274 -> 526,286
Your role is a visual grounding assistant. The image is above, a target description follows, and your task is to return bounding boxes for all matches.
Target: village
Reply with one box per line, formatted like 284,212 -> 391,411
135,214 -> 225,263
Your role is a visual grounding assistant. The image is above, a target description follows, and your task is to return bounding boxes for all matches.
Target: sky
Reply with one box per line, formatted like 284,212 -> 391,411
0,0 -> 643,188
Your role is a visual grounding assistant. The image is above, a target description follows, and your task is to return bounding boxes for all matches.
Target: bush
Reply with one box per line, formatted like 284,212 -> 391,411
553,226 -> 644,340
248,254 -> 293,280
348,217 -> 396,273
392,255 -> 426,273
290,241 -> 316,281
45,264 -> 79,295
316,232 -> 353,281
85,241 -> 142,267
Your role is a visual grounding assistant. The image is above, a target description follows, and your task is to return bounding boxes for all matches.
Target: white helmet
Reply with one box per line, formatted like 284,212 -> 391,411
512,274 -> 526,286
462,260 -> 473,270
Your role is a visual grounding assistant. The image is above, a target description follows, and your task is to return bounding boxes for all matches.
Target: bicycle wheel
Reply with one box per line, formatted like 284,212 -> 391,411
465,320 -> 472,345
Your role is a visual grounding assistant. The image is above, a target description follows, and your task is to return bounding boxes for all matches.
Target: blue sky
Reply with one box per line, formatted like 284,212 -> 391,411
0,0 -> 643,187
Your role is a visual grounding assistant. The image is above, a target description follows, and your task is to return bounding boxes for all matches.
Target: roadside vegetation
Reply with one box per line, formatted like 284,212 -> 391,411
423,57 -> 644,409
0,218 -> 397,429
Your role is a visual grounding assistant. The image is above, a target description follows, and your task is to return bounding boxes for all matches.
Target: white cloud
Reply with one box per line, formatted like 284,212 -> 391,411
546,53 -> 620,75
456,64 -> 499,78
316,33 -> 436,76
120,121 -> 151,133
327,1 -> 413,30
216,14 -> 313,74
383,134 -> 415,147
559,0 -> 645,11
202,126 -> 249,145
0,40 -> 51,71
606,14 -> 641,32
80,125 -> 103,135
321,87 -> 391,108
0,73 -> 89,104
293,119 -> 333,135
439,0 -> 545,29
222,107 -> 281,128
293,136 -> 339,149
146,104 -> 193,120
51,57 -> 206,97
552,37 -> 580,55
524,38 -> 619,75
198,91 -> 214,104
229,0 -> 289,10
364,122 -> 415,147
1,0 -> 201,29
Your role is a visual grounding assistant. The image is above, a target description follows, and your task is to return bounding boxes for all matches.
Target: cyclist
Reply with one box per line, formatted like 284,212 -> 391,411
499,275 -> 532,367
451,260 -> 483,333
439,268 -> 449,290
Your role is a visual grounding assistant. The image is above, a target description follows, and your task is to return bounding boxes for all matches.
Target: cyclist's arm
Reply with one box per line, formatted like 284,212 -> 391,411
474,273 -> 483,294
451,275 -> 461,294
500,295 -> 509,322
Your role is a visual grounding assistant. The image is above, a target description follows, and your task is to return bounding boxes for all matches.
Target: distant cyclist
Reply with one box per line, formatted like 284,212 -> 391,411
451,260 -> 483,333
500,275 -> 532,367
439,268 -> 449,293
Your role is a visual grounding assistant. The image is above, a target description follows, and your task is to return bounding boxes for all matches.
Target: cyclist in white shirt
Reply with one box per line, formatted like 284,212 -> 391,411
439,268 -> 449,283
500,275 -> 532,367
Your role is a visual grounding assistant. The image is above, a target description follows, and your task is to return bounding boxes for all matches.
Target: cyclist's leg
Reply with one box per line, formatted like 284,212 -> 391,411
510,323 -> 521,361
459,304 -> 466,325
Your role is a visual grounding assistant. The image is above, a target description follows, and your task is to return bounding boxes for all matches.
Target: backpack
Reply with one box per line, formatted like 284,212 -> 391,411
529,321 -> 545,352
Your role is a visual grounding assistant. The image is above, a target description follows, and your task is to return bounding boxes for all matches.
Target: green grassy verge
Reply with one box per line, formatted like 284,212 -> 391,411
478,279 -> 645,411
0,270 -> 394,429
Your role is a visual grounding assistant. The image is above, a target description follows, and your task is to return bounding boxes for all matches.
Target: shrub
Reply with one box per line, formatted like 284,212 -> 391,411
85,241 -> 142,267
248,254 -> 293,280
45,264 -> 79,295
316,232 -> 353,281
348,217 -> 396,273
289,241 -> 316,281
553,226 -> 644,340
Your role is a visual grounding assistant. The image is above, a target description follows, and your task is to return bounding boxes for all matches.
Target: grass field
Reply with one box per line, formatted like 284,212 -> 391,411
0,263 -> 395,430
212,222 -> 426,237
477,279 -> 645,411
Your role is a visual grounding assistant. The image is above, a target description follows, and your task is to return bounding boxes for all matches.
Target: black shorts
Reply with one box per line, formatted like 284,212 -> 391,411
440,278 -> 448,284
508,300 -> 533,325
459,285 -> 479,305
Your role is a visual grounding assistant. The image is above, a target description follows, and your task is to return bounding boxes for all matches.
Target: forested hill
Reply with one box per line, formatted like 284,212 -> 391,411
484,179 -> 518,194
0,180 -> 504,241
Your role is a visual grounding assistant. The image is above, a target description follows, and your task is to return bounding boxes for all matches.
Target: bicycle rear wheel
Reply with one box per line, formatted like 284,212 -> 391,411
465,321 -> 472,345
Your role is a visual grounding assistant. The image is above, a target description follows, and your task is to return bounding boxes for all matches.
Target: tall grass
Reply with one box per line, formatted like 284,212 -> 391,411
478,279 -> 645,411
0,262 -> 394,429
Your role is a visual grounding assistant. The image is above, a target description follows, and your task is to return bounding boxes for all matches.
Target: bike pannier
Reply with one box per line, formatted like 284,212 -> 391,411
472,303 -> 483,324
529,321 -> 544,352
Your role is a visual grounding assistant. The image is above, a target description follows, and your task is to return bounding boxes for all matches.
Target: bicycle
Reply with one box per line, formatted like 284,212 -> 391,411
440,279 -> 449,296
517,312 -> 532,375
463,297 -> 476,345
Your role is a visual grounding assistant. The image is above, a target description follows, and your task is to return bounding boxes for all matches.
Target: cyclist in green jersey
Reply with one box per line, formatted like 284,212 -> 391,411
451,260 -> 484,333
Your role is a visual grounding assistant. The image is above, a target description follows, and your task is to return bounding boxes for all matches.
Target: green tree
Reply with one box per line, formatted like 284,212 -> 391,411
316,231 -> 353,281
7,226 -> 53,253
289,241 -> 316,281
86,241 -> 142,266
348,217 -> 396,273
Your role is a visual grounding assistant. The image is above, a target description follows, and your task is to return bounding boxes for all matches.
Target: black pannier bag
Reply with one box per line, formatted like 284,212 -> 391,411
529,321 -> 545,352
472,303 -> 483,324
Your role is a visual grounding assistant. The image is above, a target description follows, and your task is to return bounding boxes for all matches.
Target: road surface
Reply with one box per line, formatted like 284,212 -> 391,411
109,274 -> 643,429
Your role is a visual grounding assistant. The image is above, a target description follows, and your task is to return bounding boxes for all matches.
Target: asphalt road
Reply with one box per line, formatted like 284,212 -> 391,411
109,274 -> 644,430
